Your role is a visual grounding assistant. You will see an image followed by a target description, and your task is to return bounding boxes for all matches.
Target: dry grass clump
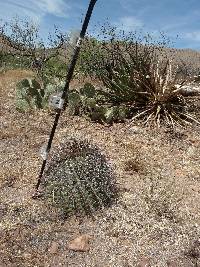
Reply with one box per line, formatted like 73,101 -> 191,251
123,158 -> 142,173
143,174 -> 182,222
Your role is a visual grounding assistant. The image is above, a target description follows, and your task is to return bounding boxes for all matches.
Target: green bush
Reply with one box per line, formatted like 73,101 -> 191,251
38,56 -> 68,87
43,138 -> 117,217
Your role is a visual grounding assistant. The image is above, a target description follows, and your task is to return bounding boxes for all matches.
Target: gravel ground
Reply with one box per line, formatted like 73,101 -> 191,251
1,70 -> 200,267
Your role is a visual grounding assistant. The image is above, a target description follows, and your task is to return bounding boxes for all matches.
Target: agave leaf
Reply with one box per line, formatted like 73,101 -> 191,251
126,107 -> 154,128
177,112 -> 200,125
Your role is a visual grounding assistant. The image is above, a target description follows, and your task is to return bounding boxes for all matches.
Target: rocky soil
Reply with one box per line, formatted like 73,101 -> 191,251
1,70 -> 200,267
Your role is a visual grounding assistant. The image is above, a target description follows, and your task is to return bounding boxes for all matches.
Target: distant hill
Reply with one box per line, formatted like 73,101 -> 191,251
166,47 -> 200,76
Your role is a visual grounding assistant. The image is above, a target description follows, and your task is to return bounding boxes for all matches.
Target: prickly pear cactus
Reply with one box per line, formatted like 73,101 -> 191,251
68,90 -> 82,115
80,82 -> 96,98
68,83 -> 97,116
67,82 -> 129,123
43,138 -> 117,217
16,78 -> 43,111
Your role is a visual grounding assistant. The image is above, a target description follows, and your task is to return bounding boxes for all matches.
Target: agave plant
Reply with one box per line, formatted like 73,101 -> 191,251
95,46 -> 200,127
128,59 -> 200,127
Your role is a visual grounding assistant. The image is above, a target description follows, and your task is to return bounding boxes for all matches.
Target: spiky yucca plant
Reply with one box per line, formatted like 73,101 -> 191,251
127,59 -> 200,127
98,46 -> 200,127
43,138 -> 117,216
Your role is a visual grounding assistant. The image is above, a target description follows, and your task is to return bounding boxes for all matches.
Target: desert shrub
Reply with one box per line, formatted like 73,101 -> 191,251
0,52 -> 32,70
43,138 -> 117,217
78,26 -> 200,126
0,18 -> 69,84
42,56 -> 68,84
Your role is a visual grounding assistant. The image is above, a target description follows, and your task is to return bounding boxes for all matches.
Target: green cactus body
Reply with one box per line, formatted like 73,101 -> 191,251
103,106 -> 118,123
68,90 -> 82,115
117,105 -> 128,121
83,97 -> 97,109
16,78 -> 64,111
80,82 -> 96,98
43,138 -> 117,217
16,78 -> 43,111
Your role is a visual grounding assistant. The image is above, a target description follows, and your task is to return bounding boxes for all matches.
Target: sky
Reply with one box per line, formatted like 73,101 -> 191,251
0,0 -> 200,50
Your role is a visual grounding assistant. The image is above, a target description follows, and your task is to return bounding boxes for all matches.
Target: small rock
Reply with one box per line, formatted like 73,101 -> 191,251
187,146 -> 196,156
49,241 -> 59,254
129,126 -> 143,134
23,253 -> 32,259
137,258 -> 151,267
178,85 -> 200,96
188,137 -> 199,145
175,169 -> 187,178
68,234 -> 91,252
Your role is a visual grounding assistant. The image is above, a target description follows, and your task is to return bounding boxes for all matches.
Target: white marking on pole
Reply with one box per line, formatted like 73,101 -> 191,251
76,37 -> 83,48
58,98 -> 65,109
40,145 -> 48,160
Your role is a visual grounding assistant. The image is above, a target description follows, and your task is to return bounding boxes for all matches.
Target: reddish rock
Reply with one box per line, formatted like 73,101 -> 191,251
68,234 -> 91,252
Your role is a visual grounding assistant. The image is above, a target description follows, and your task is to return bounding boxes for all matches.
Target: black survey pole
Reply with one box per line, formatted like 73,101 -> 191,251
33,0 -> 97,196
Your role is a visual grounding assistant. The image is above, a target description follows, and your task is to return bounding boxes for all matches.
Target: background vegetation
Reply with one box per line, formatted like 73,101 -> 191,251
0,19 -> 199,126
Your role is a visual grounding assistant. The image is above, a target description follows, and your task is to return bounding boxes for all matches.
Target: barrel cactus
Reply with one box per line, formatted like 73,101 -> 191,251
43,138 -> 117,216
